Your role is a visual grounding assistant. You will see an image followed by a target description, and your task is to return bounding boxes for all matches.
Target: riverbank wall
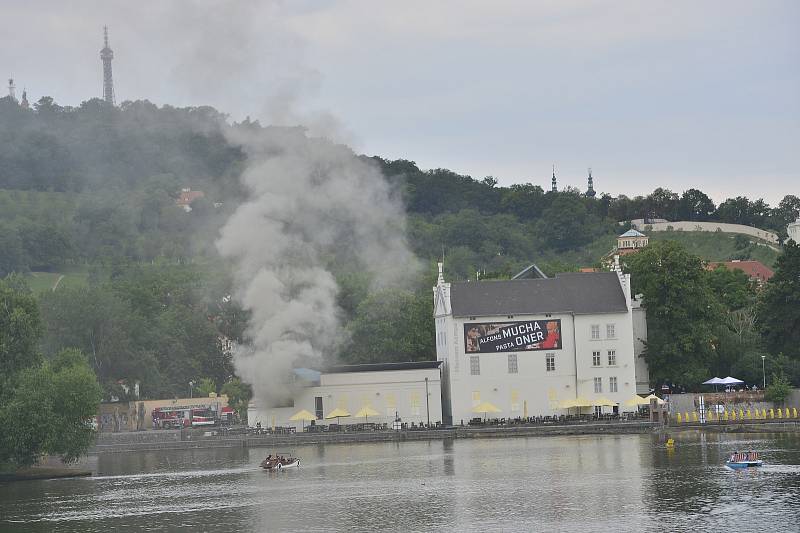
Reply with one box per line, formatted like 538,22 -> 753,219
92,421 -> 659,453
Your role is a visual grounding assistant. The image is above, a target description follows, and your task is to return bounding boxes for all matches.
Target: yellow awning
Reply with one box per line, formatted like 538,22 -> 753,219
289,409 -> 317,422
644,394 -> 665,405
472,401 -> 501,414
558,398 -> 576,409
593,396 -> 617,407
324,407 -> 351,419
624,395 -> 651,407
572,397 -> 593,407
355,406 -> 380,418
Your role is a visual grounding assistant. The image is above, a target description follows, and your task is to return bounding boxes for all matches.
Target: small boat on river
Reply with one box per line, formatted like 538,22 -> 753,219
726,451 -> 762,469
260,454 -> 300,471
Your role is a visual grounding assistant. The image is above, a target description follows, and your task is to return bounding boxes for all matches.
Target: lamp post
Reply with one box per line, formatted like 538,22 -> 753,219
761,356 -> 766,390
425,377 -> 430,427
189,380 -> 195,398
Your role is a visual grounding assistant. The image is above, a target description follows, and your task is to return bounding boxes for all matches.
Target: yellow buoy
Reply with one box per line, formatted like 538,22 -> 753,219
731,410 -> 737,421
769,408 -> 774,419
676,413 -> 683,423
746,409 -> 752,419
692,412 -> 699,422
739,409 -> 744,419
777,408 -> 783,419
785,407 -> 791,418
793,408 -> 798,419
762,408 -> 767,419
666,438 -> 675,447
723,410 -> 729,421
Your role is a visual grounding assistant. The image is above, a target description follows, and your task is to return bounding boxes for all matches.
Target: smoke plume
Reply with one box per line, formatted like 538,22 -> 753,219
216,126 -> 416,405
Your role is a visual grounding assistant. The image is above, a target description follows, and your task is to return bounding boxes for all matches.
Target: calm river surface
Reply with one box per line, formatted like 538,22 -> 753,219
1,432 -> 799,532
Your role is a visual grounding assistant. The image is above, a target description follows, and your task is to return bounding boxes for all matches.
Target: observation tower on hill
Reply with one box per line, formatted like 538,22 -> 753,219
100,26 -> 115,105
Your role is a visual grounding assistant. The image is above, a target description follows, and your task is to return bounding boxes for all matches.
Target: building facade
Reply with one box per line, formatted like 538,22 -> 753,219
788,218 -> 800,244
434,265 -> 644,425
248,362 -> 443,430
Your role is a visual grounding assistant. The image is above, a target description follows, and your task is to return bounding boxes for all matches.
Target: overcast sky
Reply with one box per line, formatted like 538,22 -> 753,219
2,1 -> 798,204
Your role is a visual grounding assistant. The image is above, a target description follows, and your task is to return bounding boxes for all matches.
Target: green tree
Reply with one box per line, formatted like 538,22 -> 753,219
624,241 -> 721,387
0,277 -> 42,395
196,377 -> 216,396
757,241 -> 800,366
764,373 -> 791,404
221,377 -> 253,422
344,289 -> 435,364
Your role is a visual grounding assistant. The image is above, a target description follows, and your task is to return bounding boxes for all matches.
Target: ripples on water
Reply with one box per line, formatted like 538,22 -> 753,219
1,432 -> 798,532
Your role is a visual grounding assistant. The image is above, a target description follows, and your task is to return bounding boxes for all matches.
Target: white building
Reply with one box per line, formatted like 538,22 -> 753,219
433,264 -> 646,425
788,218 -> 800,244
248,362 -> 443,430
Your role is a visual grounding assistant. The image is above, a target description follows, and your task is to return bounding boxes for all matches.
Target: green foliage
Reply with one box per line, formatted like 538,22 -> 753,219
344,289 -> 435,364
624,241 -> 721,386
764,373 -> 791,404
0,349 -> 102,466
706,266 -> 756,311
221,378 -> 253,421
0,277 -> 42,395
0,276 -> 101,467
196,378 -> 216,397
757,241 -> 800,367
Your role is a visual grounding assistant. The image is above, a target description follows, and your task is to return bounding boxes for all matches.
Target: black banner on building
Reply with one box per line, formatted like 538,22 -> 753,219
464,320 -> 562,353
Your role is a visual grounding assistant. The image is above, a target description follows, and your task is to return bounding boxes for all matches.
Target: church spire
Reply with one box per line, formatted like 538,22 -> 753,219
551,164 -> 557,192
586,168 -> 596,197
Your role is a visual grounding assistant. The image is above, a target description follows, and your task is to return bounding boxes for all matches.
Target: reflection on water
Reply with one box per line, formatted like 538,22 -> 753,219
1,432 -> 798,532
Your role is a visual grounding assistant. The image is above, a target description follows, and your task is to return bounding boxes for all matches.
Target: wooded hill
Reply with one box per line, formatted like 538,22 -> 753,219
1,95 -> 798,399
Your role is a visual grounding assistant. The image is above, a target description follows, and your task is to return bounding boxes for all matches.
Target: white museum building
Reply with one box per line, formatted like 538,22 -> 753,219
433,263 -> 649,425
248,262 -> 649,430
248,362 -> 443,430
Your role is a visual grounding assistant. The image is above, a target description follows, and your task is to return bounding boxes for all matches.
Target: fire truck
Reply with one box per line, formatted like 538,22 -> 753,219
152,404 -> 234,429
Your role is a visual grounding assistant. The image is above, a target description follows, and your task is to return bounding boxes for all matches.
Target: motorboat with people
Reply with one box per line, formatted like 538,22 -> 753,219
260,453 -> 300,471
726,450 -> 763,469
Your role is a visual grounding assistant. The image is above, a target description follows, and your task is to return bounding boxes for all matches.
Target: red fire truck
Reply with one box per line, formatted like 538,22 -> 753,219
152,404 -> 235,429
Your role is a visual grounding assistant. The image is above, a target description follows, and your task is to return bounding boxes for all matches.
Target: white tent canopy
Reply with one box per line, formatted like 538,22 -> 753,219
719,376 -> 744,385
702,377 -> 724,385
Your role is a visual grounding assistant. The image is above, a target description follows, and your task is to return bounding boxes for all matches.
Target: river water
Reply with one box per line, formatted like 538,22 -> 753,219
1,432 -> 799,532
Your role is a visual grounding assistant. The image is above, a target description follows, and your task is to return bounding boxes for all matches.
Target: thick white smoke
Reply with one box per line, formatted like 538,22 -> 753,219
216,126 -> 416,404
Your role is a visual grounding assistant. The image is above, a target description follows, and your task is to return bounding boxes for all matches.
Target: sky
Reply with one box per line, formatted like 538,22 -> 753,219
1,1 -> 798,205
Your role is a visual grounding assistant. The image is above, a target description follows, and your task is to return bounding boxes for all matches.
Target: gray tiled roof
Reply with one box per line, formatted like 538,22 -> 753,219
450,272 -> 627,317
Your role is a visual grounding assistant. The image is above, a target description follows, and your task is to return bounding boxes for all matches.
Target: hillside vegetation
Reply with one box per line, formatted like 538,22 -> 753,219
1,94 -> 798,399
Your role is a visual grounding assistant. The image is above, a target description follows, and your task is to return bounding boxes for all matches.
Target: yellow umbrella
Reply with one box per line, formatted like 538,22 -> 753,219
644,394 -> 665,405
355,405 -> 380,422
324,407 -> 351,425
572,397 -> 593,407
593,397 -> 617,407
624,395 -> 651,407
289,409 -> 316,430
558,398 -> 576,409
472,401 -> 501,420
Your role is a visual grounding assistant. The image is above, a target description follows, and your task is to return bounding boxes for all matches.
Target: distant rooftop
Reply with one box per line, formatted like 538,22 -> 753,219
323,361 -> 442,373
450,272 -> 627,317
619,229 -> 646,238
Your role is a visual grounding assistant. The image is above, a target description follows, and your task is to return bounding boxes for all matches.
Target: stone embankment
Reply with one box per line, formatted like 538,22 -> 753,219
93,421 -> 658,453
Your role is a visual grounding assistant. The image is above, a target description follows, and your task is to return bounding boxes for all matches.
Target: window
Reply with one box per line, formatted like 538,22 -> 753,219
594,377 -> 602,393
591,325 -> 600,339
610,376 -> 618,393
607,350 -> 617,366
592,351 -> 601,366
508,354 -> 518,374
314,396 -> 323,420
606,324 -> 616,338
546,353 -> 555,372
470,356 -> 481,376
